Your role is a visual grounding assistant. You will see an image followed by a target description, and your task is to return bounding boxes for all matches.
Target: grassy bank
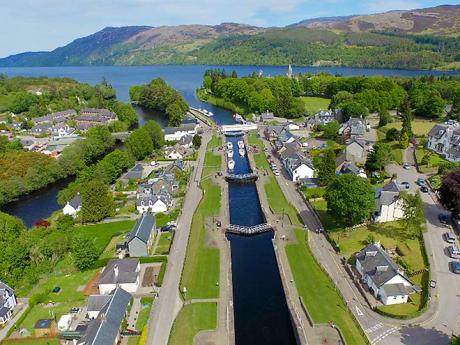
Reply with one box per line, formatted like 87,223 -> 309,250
299,96 -> 331,113
197,89 -> 248,115
168,303 -> 217,345
180,135 -> 221,300
286,229 -> 368,345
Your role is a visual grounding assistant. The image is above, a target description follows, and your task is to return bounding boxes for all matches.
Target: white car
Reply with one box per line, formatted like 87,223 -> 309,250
274,171 -> 280,176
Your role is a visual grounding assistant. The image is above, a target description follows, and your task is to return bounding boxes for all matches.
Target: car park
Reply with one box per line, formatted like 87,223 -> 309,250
451,261 -> 460,274
445,232 -> 456,244
439,213 -> 449,225
448,245 -> 460,259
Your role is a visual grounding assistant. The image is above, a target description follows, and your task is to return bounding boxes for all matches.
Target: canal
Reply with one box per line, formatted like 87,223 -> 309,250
226,135 -> 297,345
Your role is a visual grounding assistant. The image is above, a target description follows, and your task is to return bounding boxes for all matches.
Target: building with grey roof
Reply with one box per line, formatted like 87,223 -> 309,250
32,109 -> 76,125
31,123 -> 52,135
77,288 -> 131,345
373,181 -> 404,223
0,281 -> 16,324
98,259 -> 140,295
427,122 -> 460,162
63,193 -> 81,217
125,213 -> 156,257
281,151 -> 315,182
356,243 -> 416,305
339,117 -> 367,142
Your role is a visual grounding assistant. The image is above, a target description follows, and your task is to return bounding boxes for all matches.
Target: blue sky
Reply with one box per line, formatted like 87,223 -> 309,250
1,0 -> 459,57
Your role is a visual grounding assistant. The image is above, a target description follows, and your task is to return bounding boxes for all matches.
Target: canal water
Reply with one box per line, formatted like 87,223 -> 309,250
226,135 -> 297,345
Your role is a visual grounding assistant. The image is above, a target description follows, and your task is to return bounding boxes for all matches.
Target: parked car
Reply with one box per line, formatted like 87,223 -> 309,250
416,178 -> 426,186
160,225 -> 175,232
274,171 -> 280,176
430,279 -> 437,288
403,163 -> 411,170
451,261 -> 460,274
421,186 -> 429,193
439,213 -> 450,225
70,307 -> 80,314
445,232 -> 456,244
400,181 -> 410,189
448,245 -> 460,259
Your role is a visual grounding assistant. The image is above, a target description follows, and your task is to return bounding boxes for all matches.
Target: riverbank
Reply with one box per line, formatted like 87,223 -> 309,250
196,89 -> 249,116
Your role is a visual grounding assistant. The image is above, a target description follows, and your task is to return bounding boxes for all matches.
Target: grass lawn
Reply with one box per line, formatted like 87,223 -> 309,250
248,131 -> 271,173
74,220 -> 135,256
286,229 -> 368,345
1,339 -> 60,345
415,148 -> 448,173
390,142 -> 404,165
310,198 -> 343,231
381,119 -> 438,137
181,135 -> 221,300
136,297 -> 154,331
264,176 -> 301,225
197,89 -> 248,115
329,222 -> 429,317
156,208 -> 181,228
99,233 -> 126,259
168,303 -> 217,345
299,96 -> 330,113
155,232 -> 174,255
127,336 -> 140,345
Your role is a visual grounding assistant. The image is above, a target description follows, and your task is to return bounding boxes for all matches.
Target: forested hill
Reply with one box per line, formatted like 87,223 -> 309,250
1,4 -> 460,70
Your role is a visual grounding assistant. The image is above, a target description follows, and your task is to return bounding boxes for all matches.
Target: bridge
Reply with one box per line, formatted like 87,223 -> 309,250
221,123 -> 258,134
225,173 -> 258,183
112,131 -> 131,142
226,223 -> 272,235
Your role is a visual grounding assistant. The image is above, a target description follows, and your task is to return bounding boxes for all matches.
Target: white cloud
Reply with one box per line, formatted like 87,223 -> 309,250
364,0 -> 422,13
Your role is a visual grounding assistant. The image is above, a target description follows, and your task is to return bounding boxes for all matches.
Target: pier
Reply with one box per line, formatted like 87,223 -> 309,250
226,223 -> 272,235
225,173 -> 258,183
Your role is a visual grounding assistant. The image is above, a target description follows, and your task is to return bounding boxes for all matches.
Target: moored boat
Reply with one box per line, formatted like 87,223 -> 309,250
227,150 -> 234,158
237,140 -> 244,149
228,159 -> 235,170
239,148 -> 245,156
227,142 -> 233,150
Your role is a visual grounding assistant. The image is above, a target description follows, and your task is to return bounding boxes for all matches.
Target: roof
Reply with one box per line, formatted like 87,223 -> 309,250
78,288 -> 131,345
127,213 -> 155,245
34,319 -> 54,329
69,193 -> 81,209
428,124 -> 448,139
99,259 -> 139,285
87,295 -> 112,313
261,112 -> 274,120
343,117 -> 366,136
179,134 -> 193,146
124,164 -> 144,180
164,123 -> 196,135
356,244 -> 412,288
380,283 -> 412,297
282,152 -> 314,171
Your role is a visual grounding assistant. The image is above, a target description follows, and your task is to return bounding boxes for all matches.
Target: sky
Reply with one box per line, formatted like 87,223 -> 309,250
0,0 -> 459,57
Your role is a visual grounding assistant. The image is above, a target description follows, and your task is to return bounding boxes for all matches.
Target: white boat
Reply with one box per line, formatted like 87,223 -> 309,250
208,111 -> 214,117
227,142 -> 233,150
239,148 -> 245,156
228,159 -> 235,170
237,140 -> 244,149
202,109 -> 209,114
227,150 -> 234,158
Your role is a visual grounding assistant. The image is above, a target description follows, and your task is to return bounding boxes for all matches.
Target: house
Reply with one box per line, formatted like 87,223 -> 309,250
264,125 -> 296,143
136,191 -> 173,214
75,109 -> 117,133
80,108 -> 117,120
356,243 -> 416,305
98,259 -> 140,295
77,288 -> 131,345
336,139 -> 366,167
306,109 -> 336,128
277,140 -> 302,156
86,294 -> 112,320
58,314 -> 72,332
31,123 -> 52,135
374,181 -> 404,223
260,111 -> 275,122
32,109 -> 76,125
178,134 -> 194,148
63,193 -> 81,217
122,164 -> 145,181
0,281 -> 17,324
44,135 -> 82,155
51,123 -> 74,138
34,319 -> 57,337
125,213 -> 156,257
281,151 -> 315,182
164,123 -> 198,141
339,117 -> 367,141
427,122 -> 460,162
286,122 -> 300,131
340,162 -> 367,178
165,148 -> 184,160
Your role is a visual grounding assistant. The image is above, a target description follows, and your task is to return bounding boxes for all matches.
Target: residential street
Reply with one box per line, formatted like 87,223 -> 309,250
146,130 -> 212,345
259,131 -> 460,345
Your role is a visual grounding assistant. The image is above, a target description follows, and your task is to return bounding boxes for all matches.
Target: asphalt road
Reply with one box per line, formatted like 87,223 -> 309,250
146,131 -> 212,345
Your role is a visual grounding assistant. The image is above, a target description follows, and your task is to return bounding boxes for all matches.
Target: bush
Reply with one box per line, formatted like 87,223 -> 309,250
385,128 -> 400,141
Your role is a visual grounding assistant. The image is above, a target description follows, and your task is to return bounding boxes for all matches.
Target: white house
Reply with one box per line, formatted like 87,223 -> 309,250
136,192 -> 172,214
86,294 -> 112,320
98,259 -> 140,295
281,151 -> 315,182
0,281 -> 17,324
165,148 -> 183,160
57,314 -> 72,331
178,134 -> 194,148
427,122 -> 460,162
63,193 -> 81,217
356,243 -> 416,305
374,182 -> 404,223
164,123 -> 198,142
51,123 -> 74,138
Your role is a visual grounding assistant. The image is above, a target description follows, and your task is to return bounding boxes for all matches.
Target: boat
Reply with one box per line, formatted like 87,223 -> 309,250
227,142 -> 233,150
233,113 -> 245,124
227,150 -> 234,158
202,109 -> 209,114
239,148 -> 245,156
237,140 -> 244,149
228,159 -> 235,170
224,131 -> 244,137
208,111 -> 214,117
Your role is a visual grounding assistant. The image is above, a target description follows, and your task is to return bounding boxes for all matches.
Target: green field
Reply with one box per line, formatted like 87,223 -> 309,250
74,220 -> 135,255
300,96 -> 331,113
381,119 -> 437,137
181,135 -> 221,300
415,148 -> 449,173
197,89 -> 248,115
1,339 -> 60,345
136,297 -> 154,331
155,232 -> 174,255
168,303 -> 217,345
248,131 -> 271,172
286,229 -> 368,345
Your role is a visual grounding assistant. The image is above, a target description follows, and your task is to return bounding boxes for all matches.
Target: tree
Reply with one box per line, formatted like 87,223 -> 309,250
378,107 -> 391,127
440,169 -> 460,217
324,174 -> 375,226
399,130 -> 409,149
329,91 -> 354,110
318,149 -> 336,186
125,127 -> 154,160
192,134 -> 202,149
322,121 -> 340,140
143,120 -> 164,149
385,128 -> 400,142
166,103 -> 185,126
71,236 -> 98,271
341,101 -> 369,122
365,143 -> 393,171
80,179 -> 115,223
400,192 -> 425,238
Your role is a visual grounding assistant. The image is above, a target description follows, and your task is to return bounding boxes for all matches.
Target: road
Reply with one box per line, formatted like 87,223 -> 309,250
146,130 -> 212,345
259,131 -> 460,345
